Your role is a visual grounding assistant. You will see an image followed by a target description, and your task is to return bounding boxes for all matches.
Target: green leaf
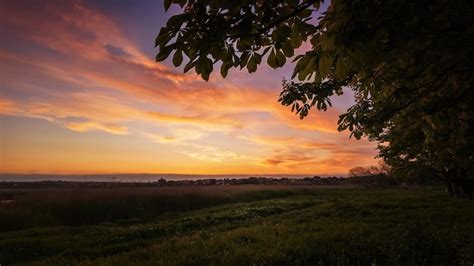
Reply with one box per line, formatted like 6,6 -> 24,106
290,31 -> 303,48
292,54 -> 304,63
299,56 -> 316,80
220,63 -> 230,78
201,71 -> 210,81
155,28 -> 170,47
347,49 -> 364,71
272,25 -> 291,43
277,24 -> 291,39
319,55 -> 333,77
321,35 -> 336,51
172,50 -> 183,67
247,56 -> 257,73
164,0 -> 172,11
239,52 -> 250,69
282,42 -> 294,57
183,60 -> 196,73
299,9 -> 312,18
155,46 -> 173,62
276,49 -> 286,67
166,14 -> 187,29
267,49 -> 278,69
254,53 -> 262,64
335,55 -> 349,79
197,56 -> 213,80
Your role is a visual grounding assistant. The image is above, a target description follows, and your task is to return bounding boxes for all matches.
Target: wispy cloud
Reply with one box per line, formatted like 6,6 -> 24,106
64,121 -> 128,135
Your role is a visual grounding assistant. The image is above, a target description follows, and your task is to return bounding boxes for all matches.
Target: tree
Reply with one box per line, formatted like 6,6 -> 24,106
348,162 -> 399,187
156,0 -> 474,197
348,162 -> 390,177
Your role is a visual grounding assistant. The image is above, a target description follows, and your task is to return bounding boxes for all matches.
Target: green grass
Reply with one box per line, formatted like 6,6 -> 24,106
1,186 -> 473,265
0,185 -> 305,231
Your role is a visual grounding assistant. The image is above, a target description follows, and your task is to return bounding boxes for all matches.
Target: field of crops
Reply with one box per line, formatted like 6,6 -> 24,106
1,186 -> 473,265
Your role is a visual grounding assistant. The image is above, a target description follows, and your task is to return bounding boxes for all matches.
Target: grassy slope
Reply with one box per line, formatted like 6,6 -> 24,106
1,188 -> 473,265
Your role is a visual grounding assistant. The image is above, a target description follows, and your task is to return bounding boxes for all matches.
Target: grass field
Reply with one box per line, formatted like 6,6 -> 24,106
1,186 -> 473,265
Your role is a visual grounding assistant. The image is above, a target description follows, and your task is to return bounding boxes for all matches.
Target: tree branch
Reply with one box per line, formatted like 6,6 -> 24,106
225,0 -> 319,38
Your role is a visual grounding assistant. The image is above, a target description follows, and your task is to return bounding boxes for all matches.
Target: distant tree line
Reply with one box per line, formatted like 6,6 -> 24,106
1,173 -> 462,192
348,162 -> 474,197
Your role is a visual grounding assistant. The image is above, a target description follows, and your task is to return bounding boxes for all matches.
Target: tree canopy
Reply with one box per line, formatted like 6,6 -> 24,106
156,0 -> 474,197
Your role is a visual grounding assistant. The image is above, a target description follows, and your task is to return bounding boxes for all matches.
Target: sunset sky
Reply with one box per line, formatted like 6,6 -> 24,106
0,0 -> 378,175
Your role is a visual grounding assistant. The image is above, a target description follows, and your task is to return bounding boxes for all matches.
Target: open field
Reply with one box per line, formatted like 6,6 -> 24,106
0,185 -> 337,232
1,186 -> 473,265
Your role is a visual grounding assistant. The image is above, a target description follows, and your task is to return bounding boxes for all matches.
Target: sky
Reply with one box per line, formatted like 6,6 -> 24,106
0,0 -> 378,175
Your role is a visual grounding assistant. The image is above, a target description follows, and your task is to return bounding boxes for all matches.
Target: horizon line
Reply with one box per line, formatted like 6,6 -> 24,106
0,172 -> 348,177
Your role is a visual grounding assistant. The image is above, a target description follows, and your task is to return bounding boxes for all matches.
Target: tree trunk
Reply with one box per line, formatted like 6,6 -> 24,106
442,169 -> 472,199
445,180 -> 454,196
446,179 -> 473,199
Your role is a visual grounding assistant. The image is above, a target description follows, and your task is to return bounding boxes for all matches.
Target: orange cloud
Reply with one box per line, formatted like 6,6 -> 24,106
250,133 -> 377,174
0,99 -> 21,114
146,111 -> 243,130
64,121 -> 128,135
142,128 -> 207,144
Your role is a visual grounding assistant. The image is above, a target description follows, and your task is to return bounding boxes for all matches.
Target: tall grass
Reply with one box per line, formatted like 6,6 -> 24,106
0,185 -> 307,232
1,187 -> 473,265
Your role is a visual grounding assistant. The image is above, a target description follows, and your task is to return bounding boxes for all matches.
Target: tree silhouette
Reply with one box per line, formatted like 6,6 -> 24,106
156,0 -> 474,197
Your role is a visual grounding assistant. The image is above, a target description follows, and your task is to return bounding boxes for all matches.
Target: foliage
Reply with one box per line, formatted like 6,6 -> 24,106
348,162 -> 400,187
156,0 -> 474,195
348,162 -> 391,177
1,188 -> 473,265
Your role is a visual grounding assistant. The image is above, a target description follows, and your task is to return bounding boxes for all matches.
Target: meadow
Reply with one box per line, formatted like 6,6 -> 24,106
0,185 -> 473,265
